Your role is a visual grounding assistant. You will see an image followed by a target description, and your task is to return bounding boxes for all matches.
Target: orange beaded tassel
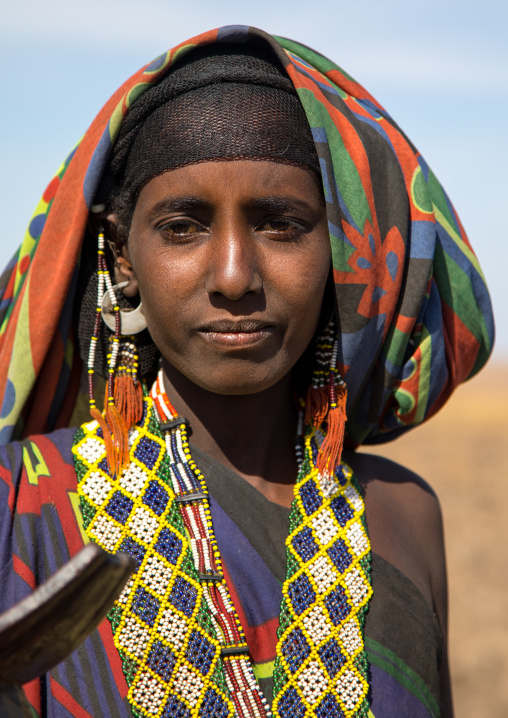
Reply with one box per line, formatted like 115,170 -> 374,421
307,320 -> 348,477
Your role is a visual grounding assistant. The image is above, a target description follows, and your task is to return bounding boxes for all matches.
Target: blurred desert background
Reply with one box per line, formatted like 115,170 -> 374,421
363,361 -> 508,717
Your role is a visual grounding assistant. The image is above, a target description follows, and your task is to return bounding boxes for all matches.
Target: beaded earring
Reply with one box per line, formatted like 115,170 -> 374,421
87,226 -> 143,476
305,317 -> 348,478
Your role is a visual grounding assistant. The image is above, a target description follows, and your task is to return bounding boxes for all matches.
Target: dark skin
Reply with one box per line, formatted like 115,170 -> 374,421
106,160 -> 453,717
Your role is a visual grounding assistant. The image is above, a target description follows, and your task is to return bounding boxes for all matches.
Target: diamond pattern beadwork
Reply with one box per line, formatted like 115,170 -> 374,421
161,695 -> 191,718
307,554 -> 338,592
185,630 -> 216,675
148,640 -> 176,680
325,587 -> 351,626
120,463 -> 150,497
105,491 -> 133,524
155,528 -> 183,564
143,481 -> 170,515
131,586 -> 161,627
292,526 -> 319,561
120,537 -> 146,568
142,556 -> 172,596
316,693 -> 345,718
175,663 -> 204,704
328,538 -> 352,573
302,606 -> 331,646
81,471 -> 111,505
74,380 -> 372,718
273,432 -> 372,718
298,660 -> 327,704
300,479 -> 323,515
277,687 -> 306,718
346,522 -> 369,557
330,495 -> 354,527
157,607 -> 188,651
90,514 -> 122,550
134,436 -> 163,469
287,573 -> 316,615
200,688 -> 230,718
73,397 -> 233,718
318,638 -> 345,677
77,436 -> 105,463
311,508 -> 338,545
281,627 -> 311,672
169,576 -> 198,617
149,373 -> 273,718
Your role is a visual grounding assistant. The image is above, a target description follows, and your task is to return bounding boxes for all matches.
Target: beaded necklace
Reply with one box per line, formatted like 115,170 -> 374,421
73,371 -> 372,718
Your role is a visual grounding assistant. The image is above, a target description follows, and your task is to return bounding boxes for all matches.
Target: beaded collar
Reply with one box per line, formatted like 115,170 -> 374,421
73,373 -> 372,718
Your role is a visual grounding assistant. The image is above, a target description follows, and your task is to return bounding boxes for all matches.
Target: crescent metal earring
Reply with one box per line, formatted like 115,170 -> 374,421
101,281 -> 146,335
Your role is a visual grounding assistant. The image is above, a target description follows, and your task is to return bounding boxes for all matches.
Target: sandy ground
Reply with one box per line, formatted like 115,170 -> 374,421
361,362 -> 508,717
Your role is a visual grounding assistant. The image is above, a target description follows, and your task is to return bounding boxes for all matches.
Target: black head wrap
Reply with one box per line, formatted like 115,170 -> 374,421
99,41 -> 320,217
78,41 -> 321,381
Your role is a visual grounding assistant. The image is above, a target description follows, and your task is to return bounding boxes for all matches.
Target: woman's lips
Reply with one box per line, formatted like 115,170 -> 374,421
198,320 -> 274,348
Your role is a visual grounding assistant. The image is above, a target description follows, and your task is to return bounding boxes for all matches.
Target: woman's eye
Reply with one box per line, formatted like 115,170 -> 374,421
159,219 -> 205,237
258,218 -> 303,236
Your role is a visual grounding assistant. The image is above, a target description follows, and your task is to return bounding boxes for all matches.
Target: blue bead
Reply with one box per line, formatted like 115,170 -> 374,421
161,694 -> 191,718
324,587 -> 350,626
119,537 -> 145,568
327,539 -> 352,573
318,638 -> 345,677
154,528 -> 183,565
131,586 -> 160,627
105,491 -> 133,525
200,688 -> 229,718
185,630 -> 216,675
300,479 -> 323,516
335,464 -> 348,487
278,687 -> 306,718
287,573 -> 316,615
169,576 -> 197,617
316,693 -> 345,718
292,527 -> 319,561
281,627 -> 310,673
142,480 -> 169,515
134,436 -> 162,469
330,495 -> 353,526
148,641 -> 176,680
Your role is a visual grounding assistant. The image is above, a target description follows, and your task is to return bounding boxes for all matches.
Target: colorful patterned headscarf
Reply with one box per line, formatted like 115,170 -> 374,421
0,25 -> 494,447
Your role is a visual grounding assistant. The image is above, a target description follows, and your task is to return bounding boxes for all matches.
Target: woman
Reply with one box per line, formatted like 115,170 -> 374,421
0,25 -> 494,718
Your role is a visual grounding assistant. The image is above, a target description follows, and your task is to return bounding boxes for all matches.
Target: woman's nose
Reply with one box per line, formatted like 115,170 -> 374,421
205,228 -> 262,300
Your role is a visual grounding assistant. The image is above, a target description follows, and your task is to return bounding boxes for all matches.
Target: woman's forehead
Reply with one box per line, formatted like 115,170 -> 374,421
134,160 -> 324,207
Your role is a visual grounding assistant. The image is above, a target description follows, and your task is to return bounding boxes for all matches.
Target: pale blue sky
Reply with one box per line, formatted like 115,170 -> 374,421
1,0 -> 507,356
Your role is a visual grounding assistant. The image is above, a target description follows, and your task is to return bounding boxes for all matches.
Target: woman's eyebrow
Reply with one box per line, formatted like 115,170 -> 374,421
147,195 -> 319,219
147,196 -> 210,218
244,196 -> 317,214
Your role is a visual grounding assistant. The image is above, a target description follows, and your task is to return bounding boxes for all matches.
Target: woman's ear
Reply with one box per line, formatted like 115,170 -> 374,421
89,208 -> 140,298
115,248 -> 139,298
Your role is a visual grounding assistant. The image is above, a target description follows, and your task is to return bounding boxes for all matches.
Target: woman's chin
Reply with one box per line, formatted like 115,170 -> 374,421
162,357 -> 290,398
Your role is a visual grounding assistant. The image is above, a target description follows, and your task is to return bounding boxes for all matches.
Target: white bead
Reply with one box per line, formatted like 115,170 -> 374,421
308,555 -> 337,593
302,605 -> 331,645
311,508 -> 338,545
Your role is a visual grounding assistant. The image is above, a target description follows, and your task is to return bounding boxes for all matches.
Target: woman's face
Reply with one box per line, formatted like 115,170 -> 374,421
122,160 -> 331,395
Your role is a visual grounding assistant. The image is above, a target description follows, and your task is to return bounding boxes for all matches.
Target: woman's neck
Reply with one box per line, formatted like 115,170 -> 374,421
161,361 -> 298,507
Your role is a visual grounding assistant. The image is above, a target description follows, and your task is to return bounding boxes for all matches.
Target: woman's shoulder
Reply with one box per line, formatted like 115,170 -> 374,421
343,449 -> 446,618
345,449 -> 442,523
